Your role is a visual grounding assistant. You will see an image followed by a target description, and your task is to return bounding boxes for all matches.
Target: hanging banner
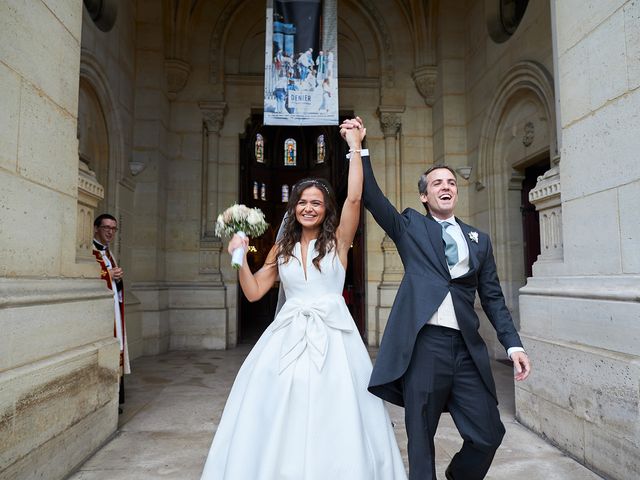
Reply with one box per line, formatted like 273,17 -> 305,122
264,0 -> 338,126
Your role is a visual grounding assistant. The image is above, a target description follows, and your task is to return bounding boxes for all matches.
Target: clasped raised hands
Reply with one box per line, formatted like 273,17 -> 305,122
339,116 -> 366,150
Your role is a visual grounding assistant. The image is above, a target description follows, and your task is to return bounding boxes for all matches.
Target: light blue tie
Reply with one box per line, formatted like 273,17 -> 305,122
440,221 -> 459,267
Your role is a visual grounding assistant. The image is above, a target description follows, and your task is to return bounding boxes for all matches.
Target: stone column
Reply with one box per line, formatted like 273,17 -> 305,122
0,3 -> 118,480
199,101 -> 227,240
517,2 -> 640,478
378,107 -> 403,207
372,107 -> 404,345
198,101 -> 227,285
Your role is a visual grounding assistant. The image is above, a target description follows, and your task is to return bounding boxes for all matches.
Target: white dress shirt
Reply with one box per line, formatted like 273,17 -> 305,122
427,216 -> 524,359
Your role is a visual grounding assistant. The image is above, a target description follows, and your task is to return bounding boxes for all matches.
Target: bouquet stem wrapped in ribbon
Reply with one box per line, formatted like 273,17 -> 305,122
215,204 -> 268,268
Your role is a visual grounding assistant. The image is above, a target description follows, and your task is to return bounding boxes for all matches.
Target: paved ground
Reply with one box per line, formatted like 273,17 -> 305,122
68,347 -> 603,479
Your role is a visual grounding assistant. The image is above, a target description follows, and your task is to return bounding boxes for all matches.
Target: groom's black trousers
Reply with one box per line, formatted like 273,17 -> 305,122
403,325 -> 505,480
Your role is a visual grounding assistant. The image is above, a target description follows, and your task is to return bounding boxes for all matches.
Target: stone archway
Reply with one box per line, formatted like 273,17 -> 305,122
209,0 -> 394,98
79,49 -> 127,213
476,61 -> 555,344
200,0 -> 394,346
78,49 -> 142,357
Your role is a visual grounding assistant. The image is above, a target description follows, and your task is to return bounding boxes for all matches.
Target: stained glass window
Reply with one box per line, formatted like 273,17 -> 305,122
281,185 -> 289,203
253,181 -> 259,200
316,134 -> 325,164
284,138 -> 296,166
255,134 -> 264,163
260,182 -> 267,201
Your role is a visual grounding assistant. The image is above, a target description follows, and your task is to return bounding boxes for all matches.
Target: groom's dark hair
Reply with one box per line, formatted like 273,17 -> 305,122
418,165 -> 457,213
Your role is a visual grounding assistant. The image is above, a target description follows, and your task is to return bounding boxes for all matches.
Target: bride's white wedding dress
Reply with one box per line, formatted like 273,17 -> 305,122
201,240 -> 407,479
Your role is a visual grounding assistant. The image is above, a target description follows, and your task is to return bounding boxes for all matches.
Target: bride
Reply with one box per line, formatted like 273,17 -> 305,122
200,121 -> 407,479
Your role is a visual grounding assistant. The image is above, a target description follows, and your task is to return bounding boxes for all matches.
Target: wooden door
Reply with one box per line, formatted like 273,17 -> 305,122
521,161 -> 549,278
237,113 -> 365,344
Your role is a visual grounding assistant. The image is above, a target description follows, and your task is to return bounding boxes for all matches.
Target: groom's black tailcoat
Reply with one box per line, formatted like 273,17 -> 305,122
362,155 -> 523,408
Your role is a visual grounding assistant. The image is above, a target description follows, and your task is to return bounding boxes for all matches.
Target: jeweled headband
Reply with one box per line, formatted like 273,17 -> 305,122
294,179 -> 330,195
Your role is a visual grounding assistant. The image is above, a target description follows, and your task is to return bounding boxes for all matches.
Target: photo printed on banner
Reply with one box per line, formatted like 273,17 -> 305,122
264,0 -> 338,126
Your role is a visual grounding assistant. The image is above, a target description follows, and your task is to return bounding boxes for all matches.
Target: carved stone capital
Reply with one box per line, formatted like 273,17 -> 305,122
165,58 -> 191,100
78,159 -> 105,201
412,65 -> 437,106
377,106 -> 404,137
529,166 -> 563,263
77,159 -> 104,260
128,161 -> 146,176
199,101 -> 228,133
529,165 -> 561,210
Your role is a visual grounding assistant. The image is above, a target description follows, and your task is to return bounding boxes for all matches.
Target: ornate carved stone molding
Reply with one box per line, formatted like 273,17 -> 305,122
128,161 -> 146,176
529,165 -> 563,263
78,159 -> 105,199
77,159 -> 104,261
522,121 -> 535,147
199,101 -> 228,133
165,58 -> 191,100
377,106 -> 404,137
412,65 -> 438,106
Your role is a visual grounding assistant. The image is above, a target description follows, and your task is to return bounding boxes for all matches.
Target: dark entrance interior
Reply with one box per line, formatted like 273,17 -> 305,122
237,112 -> 365,344
521,160 -> 549,278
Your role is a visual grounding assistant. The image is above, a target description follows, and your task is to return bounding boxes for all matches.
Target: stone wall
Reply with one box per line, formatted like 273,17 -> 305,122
0,1 -> 120,478
518,2 -> 640,478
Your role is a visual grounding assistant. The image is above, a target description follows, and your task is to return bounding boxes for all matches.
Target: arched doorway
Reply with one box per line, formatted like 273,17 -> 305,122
476,62 -> 556,353
237,113 -> 365,343
78,78 -> 111,214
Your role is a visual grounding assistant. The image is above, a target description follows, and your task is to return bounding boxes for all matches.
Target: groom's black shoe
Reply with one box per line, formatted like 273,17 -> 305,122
445,464 -> 455,480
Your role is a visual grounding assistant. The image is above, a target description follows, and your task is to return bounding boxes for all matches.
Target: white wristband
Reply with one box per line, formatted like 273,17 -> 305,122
346,148 -> 369,159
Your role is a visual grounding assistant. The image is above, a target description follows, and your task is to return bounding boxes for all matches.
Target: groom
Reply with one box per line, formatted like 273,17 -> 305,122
341,117 -> 531,480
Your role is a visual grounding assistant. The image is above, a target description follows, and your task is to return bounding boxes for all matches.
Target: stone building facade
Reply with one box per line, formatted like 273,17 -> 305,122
0,1 -> 637,479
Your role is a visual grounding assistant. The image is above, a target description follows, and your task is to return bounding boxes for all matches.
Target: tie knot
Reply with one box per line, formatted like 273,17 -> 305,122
440,221 -> 452,229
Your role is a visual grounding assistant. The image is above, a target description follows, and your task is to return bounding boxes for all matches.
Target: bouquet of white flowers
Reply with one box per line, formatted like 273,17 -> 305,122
215,204 -> 269,268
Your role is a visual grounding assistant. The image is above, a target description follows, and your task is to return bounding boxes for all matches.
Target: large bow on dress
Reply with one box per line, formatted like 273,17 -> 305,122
271,294 -> 354,373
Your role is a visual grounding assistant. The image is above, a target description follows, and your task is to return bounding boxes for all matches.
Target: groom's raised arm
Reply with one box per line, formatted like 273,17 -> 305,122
362,154 -> 407,241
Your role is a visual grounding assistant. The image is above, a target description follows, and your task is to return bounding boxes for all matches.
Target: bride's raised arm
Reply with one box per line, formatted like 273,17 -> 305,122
227,236 -> 279,302
336,116 -> 367,261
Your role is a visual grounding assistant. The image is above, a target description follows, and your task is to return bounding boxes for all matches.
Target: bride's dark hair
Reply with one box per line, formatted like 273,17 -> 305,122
276,178 -> 338,271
